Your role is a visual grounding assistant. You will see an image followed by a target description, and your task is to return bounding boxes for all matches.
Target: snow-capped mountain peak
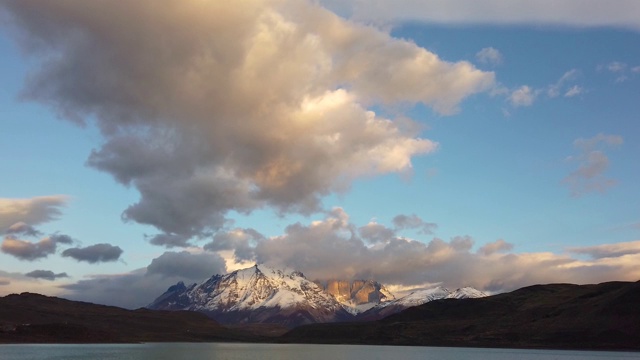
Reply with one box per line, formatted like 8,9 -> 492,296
147,264 -> 350,327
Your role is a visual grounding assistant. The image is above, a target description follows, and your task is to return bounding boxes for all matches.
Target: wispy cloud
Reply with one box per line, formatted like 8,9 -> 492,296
564,85 -> 584,97
476,47 -> 503,66
547,69 -> 581,98
563,133 -> 623,196
598,61 -> 640,83
568,240 -> 640,259
0,196 -> 68,233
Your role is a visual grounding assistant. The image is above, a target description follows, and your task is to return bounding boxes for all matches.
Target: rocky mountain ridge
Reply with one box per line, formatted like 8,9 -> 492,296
314,279 -> 395,314
147,264 -> 487,326
147,265 -> 352,327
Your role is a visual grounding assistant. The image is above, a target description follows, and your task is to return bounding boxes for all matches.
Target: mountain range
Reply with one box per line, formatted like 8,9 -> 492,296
147,264 -> 486,327
2,280 -> 639,350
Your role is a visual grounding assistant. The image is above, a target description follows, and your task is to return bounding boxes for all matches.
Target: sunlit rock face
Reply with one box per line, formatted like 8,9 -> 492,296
316,279 -> 395,313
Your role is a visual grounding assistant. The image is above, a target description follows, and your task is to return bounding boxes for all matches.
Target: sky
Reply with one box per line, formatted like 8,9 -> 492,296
0,0 -> 639,309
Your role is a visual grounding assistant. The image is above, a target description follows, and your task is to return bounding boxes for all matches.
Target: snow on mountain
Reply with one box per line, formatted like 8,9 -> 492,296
448,286 -> 488,299
147,264 -> 351,327
148,264 -> 488,326
357,285 -> 488,321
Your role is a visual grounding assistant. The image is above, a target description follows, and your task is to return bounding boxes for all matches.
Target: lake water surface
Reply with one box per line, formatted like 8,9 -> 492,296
2,343 -> 639,360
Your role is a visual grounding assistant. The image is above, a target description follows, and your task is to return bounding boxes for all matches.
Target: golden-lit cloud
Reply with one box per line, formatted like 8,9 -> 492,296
0,196 -> 68,233
2,0 -> 493,246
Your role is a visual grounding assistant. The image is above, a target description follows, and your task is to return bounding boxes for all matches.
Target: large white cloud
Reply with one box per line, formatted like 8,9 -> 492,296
1,0 -> 493,246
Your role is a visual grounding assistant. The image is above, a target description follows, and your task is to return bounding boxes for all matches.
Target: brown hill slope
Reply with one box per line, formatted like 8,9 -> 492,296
281,281 -> 640,350
0,293 -> 258,343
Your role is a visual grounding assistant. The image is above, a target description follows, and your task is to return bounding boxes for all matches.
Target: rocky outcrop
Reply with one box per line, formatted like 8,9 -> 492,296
316,279 -> 395,308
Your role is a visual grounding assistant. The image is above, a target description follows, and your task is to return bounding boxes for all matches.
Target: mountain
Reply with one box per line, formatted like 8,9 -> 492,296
147,265 -> 352,328
357,286 -> 487,321
314,279 -> 395,314
281,280 -> 640,351
0,292 -> 256,343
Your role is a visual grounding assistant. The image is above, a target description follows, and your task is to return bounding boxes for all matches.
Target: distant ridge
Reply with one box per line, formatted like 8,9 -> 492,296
0,292 -> 256,343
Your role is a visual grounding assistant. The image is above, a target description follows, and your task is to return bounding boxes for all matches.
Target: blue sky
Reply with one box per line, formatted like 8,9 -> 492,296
1,0 -> 639,308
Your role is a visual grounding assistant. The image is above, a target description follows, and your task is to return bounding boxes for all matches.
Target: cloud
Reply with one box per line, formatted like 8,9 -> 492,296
24,270 -> 69,281
607,61 -> 627,73
568,240 -> 640,259
599,61 -> 640,83
478,239 -> 514,255
246,209 -> 640,292
5,222 -> 41,237
359,222 -> 396,244
564,85 -> 583,97
358,213 -> 437,244
57,209 -> 640,306
146,251 -> 226,280
204,228 -> 265,262
61,243 -> 123,264
0,196 -> 67,233
1,0 -> 493,247
573,133 -> 624,151
563,134 -> 623,196
476,47 -> 503,66
547,69 -> 580,98
509,85 -> 536,107
1,233 -> 73,261
320,0 -> 640,30
60,269 -> 184,309
0,269 -> 68,296
146,233 -> 192,249
61,251 -> 227,308
393,214 -> 437,234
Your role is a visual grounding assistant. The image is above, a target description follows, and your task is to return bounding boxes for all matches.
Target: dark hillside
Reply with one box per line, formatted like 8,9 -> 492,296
0,293 -> 258,343
282,281 -> 640,351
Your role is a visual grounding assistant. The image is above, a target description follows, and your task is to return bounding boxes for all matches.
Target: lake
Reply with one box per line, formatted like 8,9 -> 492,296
1,343 -> 639,360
